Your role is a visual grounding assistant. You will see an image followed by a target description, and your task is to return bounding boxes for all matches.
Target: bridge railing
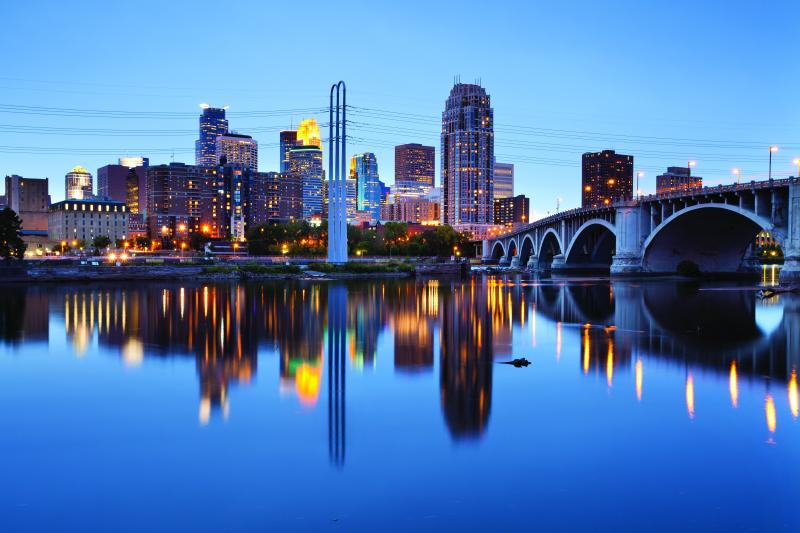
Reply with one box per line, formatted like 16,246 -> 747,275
640,177 -> 796,202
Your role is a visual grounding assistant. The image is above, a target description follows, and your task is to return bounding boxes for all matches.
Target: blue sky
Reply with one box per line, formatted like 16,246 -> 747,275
2,0 -> 798,217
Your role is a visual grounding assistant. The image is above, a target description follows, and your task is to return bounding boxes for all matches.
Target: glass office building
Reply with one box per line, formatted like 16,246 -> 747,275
195,105 -> 229,167
289,145 -> 324,221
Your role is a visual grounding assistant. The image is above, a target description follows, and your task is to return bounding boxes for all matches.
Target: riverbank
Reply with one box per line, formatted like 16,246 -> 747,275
0,260 -> 469,283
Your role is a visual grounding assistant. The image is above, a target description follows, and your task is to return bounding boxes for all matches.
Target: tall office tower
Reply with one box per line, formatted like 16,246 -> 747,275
441,83 -> 494,225
656,166 -> 703,193
278,173 -> 303,222
4,175 -> 49,231
279,130 -> 299,172
289,145 -> 324,221
394,143 -> 435,200
581,150 -> 633,208
65,166 -> 93,200
195,104 -> 229,166
216,133 -> 258,171
493,162 -> 514,199
146,163 -> 215,239
118,156 -> 149,169
350,153 -> 381,221
296,118 -> 321,147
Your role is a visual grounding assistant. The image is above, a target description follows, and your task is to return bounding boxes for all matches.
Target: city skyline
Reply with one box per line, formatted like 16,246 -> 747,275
1,1 -> 798,219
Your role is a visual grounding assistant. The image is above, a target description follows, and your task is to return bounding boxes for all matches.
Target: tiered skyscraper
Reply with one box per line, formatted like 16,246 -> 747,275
441,83 -> 494,225
351,153 -> 381,222
195,104 -> 229,166
216,133 -> 258,170
279,130 -> 299,173
65,166 -> 93,200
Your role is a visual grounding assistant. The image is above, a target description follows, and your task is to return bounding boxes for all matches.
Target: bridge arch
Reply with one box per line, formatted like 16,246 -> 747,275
642,204 -> 775,273
519,234 -> 536,266
489,241 -> 506,261
506,238 -> 518,258
564,219 -> 617,269
537,229 -> 563,269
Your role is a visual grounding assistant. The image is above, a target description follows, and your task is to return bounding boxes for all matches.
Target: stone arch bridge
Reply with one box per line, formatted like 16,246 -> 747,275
483,178 -> 800,282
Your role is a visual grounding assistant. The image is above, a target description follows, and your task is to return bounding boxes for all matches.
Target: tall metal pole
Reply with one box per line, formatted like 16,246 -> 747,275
327,81 -> 348,264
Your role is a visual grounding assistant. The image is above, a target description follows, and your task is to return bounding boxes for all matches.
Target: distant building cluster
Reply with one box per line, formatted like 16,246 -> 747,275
656,166 -> 702,193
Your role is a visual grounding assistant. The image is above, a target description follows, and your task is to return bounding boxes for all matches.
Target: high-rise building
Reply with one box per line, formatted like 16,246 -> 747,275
289,145 -> 324,221
656,166 -> 703,194
494,194 -> 529,227
4,175 -> 49,231
65,166 -> 93,200
216,133 -> 258,171
581,150 -> 633,208
394,144 -> 434,200
493,162 -> 514,199
278,173 -> 303,222
297,118 -> 321,147
119,156 -> 149,169
441,83 -> 494,225
195,104 -> 229,167
350,153 -> 381,222
279,130 -> 299,173
146,163 -> 215,239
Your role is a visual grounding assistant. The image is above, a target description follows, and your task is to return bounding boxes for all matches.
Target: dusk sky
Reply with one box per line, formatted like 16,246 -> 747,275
2,0 -> 798,217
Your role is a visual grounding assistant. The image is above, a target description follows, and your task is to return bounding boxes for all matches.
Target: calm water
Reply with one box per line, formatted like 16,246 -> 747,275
0,276 -> 798,531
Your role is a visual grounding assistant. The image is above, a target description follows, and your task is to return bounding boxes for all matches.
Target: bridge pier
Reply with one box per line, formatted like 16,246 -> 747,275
510,256 -> 521,268
498,255 -> 511,267
610,204 -> 643,276
550,254 -> 567,273
779,182 -> 800,284
527,255 -> 539,271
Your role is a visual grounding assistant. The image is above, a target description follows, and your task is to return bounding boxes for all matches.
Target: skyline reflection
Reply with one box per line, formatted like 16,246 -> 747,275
0,277 -> 798,449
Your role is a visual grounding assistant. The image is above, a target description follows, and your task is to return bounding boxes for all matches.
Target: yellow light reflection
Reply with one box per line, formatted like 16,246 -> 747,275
686,373 -> 695,420
635,358 -> 643,402
729,361 -> 738,408
581,325 -> 589,374
606,338 -> 614,388
789,370 -> 799,419
765,393 -> 777,435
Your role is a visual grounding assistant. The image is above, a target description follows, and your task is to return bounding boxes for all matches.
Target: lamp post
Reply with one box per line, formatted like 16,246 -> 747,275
636,171 -> 645,198
793,158 -> 800,178
732,168 -> 741,185
769,145 -> 778,180
687,160 -> 696,179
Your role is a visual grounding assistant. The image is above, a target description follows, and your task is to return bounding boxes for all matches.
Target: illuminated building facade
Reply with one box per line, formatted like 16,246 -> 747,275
4,175 -> 49,231
146,163 -> 214,239
381,198 -> 441,224
656,166 -> 703,194
65,166 -> 93,200
279,130 -> 299,173
195,105 -> 229,167
581,150 -> 633,208
118,156 -> 149,169
216,133 -> 258,171
48,198 -> 128,242
394,144 -> 434,200
494,194 -> 529,227
441,83 -> 494,225
289,145 -> 324,221
493,162 -> 514,199
98,164 -> 147,237
296,118 -> 321,147
278,173 -> 303,222
350,152 -> 381,222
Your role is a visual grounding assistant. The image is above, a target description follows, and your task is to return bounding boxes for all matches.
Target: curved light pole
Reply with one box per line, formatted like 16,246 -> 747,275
328,81 -> 348,264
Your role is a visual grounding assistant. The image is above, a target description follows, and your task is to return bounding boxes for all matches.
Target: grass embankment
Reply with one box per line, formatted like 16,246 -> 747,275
201,263 -> 302,275
307,261 -> 414,274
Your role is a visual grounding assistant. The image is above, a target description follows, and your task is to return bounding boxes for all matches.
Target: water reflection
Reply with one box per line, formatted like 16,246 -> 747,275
2,276 -> 799,455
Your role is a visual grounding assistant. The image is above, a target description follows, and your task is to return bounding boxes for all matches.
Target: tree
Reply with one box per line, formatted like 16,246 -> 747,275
0,208 -> 26,261
135,236 -> 151,250
189,231 -> 211,251
92,235 -> 112,252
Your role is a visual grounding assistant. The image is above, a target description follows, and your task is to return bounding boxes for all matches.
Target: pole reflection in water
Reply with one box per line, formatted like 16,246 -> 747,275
328,284 -> 347,466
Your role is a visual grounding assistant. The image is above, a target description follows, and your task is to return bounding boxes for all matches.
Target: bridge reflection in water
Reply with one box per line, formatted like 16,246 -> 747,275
0,276 -> 797,456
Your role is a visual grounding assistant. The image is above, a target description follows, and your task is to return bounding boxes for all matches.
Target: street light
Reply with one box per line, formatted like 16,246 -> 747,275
732,168 -> 741,184
793,158 -> 800,177
687,160 -> 696,180
769,145 -> 778,180
636,171 -> 645,198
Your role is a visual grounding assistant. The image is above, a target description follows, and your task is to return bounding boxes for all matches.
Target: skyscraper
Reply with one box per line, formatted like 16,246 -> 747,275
394,144 -> 434,200
195,104 -> 229,167
441,83 -> 494,225
65,166 -> 93,200
493,162 -> 514,199
494,194 -> 529,227
216,133 -> 258,171
289,145 -> 324,221
581,150 -> 633,208
279,130 -> 299,173
350,153 -> 381,222
296,118 -> 321,147
118,156 -> 149,169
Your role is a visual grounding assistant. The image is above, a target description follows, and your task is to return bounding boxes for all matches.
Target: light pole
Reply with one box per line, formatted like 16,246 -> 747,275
732,168 -> 741,185
636,171 -> 645,198
793,158 -> 800,178
769,145 -> 778,180
687,160 -> 696,179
